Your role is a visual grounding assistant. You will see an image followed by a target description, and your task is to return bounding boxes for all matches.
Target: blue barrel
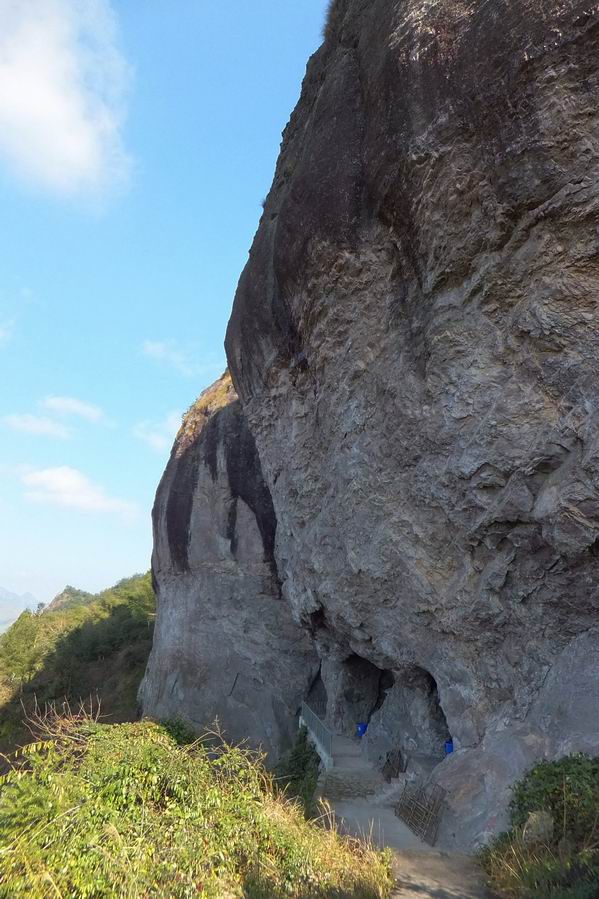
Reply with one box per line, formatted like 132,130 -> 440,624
444,739 -> 454,755
356,722 -> 368,738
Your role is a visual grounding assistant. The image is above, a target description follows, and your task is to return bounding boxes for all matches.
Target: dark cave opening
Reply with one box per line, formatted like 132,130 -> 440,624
406,665 -> 452,754
321,653 -> 396,736
364,663 -> 452,777
307,653 -> 452,770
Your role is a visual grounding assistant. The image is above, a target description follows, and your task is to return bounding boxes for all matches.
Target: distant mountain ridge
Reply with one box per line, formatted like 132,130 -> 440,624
0,587 -> 37,633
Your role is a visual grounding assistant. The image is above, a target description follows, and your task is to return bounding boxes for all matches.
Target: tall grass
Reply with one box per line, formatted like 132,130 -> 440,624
0,712 -> 393,898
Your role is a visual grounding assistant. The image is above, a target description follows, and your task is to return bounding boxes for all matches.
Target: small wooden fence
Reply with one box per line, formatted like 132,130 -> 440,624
395,781 -> 446,845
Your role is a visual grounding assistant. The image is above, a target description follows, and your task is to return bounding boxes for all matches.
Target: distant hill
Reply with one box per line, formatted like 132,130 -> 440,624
46,584 -> 92,612
0,572 -> 154,753
0,586 -> 37,633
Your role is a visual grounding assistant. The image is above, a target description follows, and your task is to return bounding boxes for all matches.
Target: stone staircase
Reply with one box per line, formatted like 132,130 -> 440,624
319,734 -> 394,801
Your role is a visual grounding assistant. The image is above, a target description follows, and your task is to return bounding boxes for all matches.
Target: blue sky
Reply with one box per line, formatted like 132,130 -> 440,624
0,0 -> 328,603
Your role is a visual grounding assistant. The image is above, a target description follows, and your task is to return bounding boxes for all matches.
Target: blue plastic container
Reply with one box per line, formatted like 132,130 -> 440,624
444,739 -> 454,755
356,722 -> 368,738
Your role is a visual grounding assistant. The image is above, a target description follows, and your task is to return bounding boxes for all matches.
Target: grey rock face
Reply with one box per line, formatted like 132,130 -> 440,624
139,374 -> 318,759
224,0 -> 599,847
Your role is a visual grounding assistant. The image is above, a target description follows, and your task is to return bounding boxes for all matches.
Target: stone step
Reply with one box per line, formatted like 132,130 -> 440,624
320,769 -> 386,801
332,741 -> 363,757
335,745 -> 363,756
332,756 -> 371,770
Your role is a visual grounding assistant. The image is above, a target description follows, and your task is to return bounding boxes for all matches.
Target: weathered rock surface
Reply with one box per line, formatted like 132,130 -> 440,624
139,373 -> 318,759
223,0 -> 599,848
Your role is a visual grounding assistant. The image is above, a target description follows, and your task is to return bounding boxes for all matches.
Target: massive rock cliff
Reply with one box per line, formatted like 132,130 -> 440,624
139,374 -> 318,759
224,0 -> 599,847
144,0 -> 599,849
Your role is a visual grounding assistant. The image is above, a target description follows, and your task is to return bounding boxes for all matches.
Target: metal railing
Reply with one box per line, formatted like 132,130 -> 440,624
300,701 -> 333,759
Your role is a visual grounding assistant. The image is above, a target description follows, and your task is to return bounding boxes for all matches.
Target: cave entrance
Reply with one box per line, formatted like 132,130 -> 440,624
364,665 -> 452,777
305,653 -> 452,778
322,653 -> 395,737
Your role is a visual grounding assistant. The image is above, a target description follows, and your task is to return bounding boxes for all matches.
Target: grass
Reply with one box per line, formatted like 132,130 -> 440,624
0,711 -> 393,898
481,755 -> 599,898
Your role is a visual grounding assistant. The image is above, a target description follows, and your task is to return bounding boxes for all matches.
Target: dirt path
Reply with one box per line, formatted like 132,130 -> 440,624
331,798 -> 491,898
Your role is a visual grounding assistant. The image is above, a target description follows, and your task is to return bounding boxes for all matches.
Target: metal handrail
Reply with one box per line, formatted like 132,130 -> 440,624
301,701 -> 333,759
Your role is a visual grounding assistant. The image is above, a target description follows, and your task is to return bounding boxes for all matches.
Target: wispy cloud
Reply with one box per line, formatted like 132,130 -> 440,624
142,339 -> 196,377
142,339 -> 225,381
0,320 -> 14,344
43,395 -> 106,423
4,414 -> 70,439
3,395 -> 110,438
21,465 -> 137,519
133,411 -> 181,453
0,0 -> 132,197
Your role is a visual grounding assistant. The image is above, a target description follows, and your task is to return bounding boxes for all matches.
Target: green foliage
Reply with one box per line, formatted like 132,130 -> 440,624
481,754 -> 599,898
161,716 -> 197,746
0,717 -> 392,898
510,755 -> 599,844
0,573 -> 155,750
276,726 -> 321,818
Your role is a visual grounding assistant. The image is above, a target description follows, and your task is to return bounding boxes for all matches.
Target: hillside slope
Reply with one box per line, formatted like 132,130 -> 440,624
0,573 -> 154,752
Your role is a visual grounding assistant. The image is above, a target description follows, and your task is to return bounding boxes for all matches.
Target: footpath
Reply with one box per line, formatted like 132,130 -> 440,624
319,735 -> 491,899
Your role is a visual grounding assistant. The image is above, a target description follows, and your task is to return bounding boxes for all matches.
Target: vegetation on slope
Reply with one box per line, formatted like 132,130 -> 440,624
481,754 -> 599,898
176,369 -> 236,455
276,726 -> 321,819
0,573 -> 154,751
0,713 -> 392,898
44,585 -> 92,612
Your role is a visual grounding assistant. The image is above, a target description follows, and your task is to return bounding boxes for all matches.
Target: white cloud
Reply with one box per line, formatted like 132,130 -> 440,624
43,395 -> 105,423
0,0 -> 131,196
133,411 -> 181,453
3,413 -> 70,438
21,465 -> 137,518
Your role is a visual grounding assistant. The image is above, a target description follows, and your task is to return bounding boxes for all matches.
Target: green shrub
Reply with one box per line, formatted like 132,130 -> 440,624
510,755 -> 599,845
276,726 -> 321,817
0,716 -> 392,898
481,754 -> 599,898
161,716 -> 197,745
